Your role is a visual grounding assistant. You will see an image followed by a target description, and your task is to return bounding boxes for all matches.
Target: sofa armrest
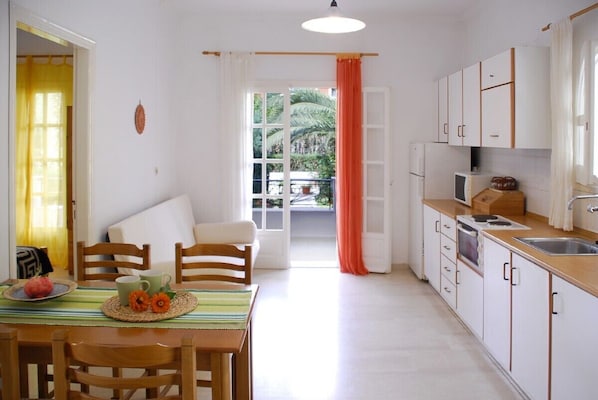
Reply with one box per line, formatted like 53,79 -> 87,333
193,220 -> 257,245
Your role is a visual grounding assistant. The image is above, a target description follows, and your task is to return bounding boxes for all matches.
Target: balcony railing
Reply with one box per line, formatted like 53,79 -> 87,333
255,177 -> 336,209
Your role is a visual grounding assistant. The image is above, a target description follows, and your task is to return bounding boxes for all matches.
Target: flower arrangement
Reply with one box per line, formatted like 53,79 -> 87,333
128,283 -> 176,313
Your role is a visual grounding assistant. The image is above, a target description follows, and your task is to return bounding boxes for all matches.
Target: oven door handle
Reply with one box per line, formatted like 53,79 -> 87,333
457,223 -> 478,237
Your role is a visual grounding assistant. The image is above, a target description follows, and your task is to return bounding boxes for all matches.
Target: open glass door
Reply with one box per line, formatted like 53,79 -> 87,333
251,89 -> 290,268
362,87 -> 391,273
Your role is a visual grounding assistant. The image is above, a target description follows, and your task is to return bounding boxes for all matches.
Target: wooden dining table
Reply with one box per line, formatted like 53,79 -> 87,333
0,279 -> 258,400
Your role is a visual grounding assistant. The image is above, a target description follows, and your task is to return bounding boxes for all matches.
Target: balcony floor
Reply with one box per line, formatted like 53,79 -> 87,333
290,237 -> 338,268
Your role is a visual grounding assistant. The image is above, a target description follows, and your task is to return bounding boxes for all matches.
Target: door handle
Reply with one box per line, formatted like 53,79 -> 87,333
502,262 -> 510,281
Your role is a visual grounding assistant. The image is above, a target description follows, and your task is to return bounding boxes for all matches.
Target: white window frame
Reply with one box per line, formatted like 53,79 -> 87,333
575,40 -> 598,186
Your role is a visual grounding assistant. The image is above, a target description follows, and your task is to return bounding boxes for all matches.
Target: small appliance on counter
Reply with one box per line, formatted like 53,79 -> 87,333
454,171 -> 493,206
472,188 -> 525,215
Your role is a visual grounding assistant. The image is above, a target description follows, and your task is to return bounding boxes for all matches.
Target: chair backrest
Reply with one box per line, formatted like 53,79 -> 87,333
175,242 -> 252,285
51,329 -> 197,400
0,328 -> 21,400
76,241 -> 150,280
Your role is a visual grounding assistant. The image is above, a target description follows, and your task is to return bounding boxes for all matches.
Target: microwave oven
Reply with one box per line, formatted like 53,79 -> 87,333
454,172 -> 492,206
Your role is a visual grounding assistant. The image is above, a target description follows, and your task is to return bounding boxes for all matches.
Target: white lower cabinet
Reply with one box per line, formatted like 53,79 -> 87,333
551,275 -> 598,400
423,205 -> 441,292
511,254 -> 549,400
456,260 -> 483,338
482,238 -> 511,370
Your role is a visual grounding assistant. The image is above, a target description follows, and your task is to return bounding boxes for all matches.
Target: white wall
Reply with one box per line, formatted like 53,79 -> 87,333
462,0 -> 598,226
9,0 -> 179,241
172,12 -> 464,265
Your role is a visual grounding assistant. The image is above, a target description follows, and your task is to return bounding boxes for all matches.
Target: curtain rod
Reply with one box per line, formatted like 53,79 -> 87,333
541,2 -> 598,31
202,50 -> 379,57
17,54 -> 73,58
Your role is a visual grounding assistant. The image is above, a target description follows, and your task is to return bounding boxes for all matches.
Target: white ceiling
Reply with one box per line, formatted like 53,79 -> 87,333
165,0 -> 483,19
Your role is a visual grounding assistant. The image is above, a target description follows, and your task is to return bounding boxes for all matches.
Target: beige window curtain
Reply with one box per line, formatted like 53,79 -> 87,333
219,52 -> 255,221
548,18 -> 574,230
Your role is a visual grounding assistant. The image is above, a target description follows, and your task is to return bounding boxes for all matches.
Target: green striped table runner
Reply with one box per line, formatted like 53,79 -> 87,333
0,285 -> 251,329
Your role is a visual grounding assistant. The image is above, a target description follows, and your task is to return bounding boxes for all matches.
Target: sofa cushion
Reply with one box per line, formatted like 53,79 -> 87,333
107,195 -> 196,276
194,221 -> 257,244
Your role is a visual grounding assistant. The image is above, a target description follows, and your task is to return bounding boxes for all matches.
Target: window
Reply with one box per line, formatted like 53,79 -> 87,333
575,40 -> 598,186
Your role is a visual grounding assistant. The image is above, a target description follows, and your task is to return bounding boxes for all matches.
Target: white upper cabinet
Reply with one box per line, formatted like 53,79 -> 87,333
448,63 -> 481,147
437,76 -> 448,143
481,49 -> 512,89
480,47 -> 551,149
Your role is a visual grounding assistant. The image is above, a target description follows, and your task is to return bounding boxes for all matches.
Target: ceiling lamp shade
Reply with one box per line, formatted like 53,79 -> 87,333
301,0 -> 366,34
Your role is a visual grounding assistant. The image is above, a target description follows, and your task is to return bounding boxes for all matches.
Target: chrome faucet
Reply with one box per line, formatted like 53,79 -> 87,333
567,194 -> 598,213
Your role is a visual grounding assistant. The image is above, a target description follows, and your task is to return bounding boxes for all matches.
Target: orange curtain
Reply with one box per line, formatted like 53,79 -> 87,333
336,55 -> 368,275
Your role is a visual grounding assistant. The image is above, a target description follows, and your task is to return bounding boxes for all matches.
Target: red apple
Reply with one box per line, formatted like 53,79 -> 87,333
23,276 -> 54,298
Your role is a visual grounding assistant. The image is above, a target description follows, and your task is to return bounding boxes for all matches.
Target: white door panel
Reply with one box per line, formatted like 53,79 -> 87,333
362,88 -> 391,273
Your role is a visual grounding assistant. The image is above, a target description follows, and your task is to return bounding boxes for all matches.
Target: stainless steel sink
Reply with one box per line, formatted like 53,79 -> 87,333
514,237 -> 598,255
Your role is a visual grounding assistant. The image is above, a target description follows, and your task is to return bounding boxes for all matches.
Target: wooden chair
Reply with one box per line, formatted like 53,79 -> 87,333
175,242 -> 252,393
0,328 -> 21,400
76,241 -> 151,281
75,241 -> 152,398
51,329 -> 197,400
175,242 -> 252,285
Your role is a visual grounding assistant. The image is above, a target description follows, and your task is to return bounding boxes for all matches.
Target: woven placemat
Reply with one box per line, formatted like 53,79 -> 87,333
101,291 -> 198,322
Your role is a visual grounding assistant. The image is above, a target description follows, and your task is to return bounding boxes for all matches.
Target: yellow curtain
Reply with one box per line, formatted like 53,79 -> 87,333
16,56 -> 73,268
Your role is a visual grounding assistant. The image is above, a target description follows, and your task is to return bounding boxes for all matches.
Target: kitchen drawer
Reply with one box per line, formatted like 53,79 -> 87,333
441,254 -> 457,285
481,48 -> 513,89
440,274 -> 457,310
440,214 -> 457,241
440,234 -> 457,263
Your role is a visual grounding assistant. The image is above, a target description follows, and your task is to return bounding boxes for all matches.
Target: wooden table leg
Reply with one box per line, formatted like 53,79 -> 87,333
210,353 -> 231,400
233,322 -> 253,400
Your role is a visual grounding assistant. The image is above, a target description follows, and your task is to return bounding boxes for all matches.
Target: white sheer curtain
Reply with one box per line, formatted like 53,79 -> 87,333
219,52 -> 255,221
549,18 -> 574,231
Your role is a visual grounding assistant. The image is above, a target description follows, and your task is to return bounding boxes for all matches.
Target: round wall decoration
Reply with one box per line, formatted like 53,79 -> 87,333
135,102 -> 146,134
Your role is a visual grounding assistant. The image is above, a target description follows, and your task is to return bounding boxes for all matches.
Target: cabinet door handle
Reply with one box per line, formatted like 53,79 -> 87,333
456,270 -> 461,285
435,220 -> 440,233
443,224 -> 451,229
461,124 -> 466,137
457,125 -> 462,137
443,122 -> 448,135
502,262 -> 510,281
489,73 -> 495,78
444,286 -> 452,294
551,292 -> 559,315
490,133 -> 500,138
443,245 -> 452,251
511,266 -> 518,286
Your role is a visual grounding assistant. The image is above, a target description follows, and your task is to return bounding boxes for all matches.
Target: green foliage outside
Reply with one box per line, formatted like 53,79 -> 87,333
254,88 -> 336,206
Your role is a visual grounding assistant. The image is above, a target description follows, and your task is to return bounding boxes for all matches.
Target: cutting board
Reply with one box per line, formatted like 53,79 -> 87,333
472,188 -> 525,216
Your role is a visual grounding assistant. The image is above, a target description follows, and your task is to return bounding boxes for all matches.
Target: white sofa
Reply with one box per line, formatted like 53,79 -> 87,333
107,194 -> 259,277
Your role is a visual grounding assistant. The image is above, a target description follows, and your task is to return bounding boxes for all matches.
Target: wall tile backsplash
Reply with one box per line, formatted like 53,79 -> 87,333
480,147 -> 598,233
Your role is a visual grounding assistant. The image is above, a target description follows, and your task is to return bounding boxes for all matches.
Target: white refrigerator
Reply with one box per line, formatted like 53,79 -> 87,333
408,143 -> 470,279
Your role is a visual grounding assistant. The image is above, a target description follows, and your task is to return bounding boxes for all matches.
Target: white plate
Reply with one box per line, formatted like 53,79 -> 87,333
2,279 -> 77,302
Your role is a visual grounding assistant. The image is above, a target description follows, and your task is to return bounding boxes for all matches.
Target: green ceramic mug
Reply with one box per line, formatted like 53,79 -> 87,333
139,270 -> 172,296
115,275 -> 150,306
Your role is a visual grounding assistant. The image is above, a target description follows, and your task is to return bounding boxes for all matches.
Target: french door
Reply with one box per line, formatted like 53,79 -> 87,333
362,87 -> 391,273
251,85 -> 390,272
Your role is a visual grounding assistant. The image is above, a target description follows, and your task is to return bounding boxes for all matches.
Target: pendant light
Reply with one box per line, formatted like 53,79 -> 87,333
301,0 -> 366,34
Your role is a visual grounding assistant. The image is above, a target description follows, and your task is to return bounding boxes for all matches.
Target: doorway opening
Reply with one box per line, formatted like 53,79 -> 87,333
10,5 -> 95,279
251,86 -> 338,268
15,27 -> 74,274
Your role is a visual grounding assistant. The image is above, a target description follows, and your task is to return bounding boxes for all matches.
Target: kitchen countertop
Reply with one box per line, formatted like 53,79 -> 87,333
423,199 -> 598,298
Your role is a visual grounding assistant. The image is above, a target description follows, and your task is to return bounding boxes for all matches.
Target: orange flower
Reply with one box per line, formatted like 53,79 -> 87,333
151,292 -> 171,313
129,290 -> 150,312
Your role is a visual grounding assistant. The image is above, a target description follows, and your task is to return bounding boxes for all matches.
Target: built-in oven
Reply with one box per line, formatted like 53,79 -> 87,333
456,214 -> 531,274
457,221 -> 481,270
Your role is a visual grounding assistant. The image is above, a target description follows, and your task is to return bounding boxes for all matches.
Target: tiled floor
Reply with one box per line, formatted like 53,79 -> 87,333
290,237 -> 337,268
252,266 -> 524,400
48,262 -> 524,399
